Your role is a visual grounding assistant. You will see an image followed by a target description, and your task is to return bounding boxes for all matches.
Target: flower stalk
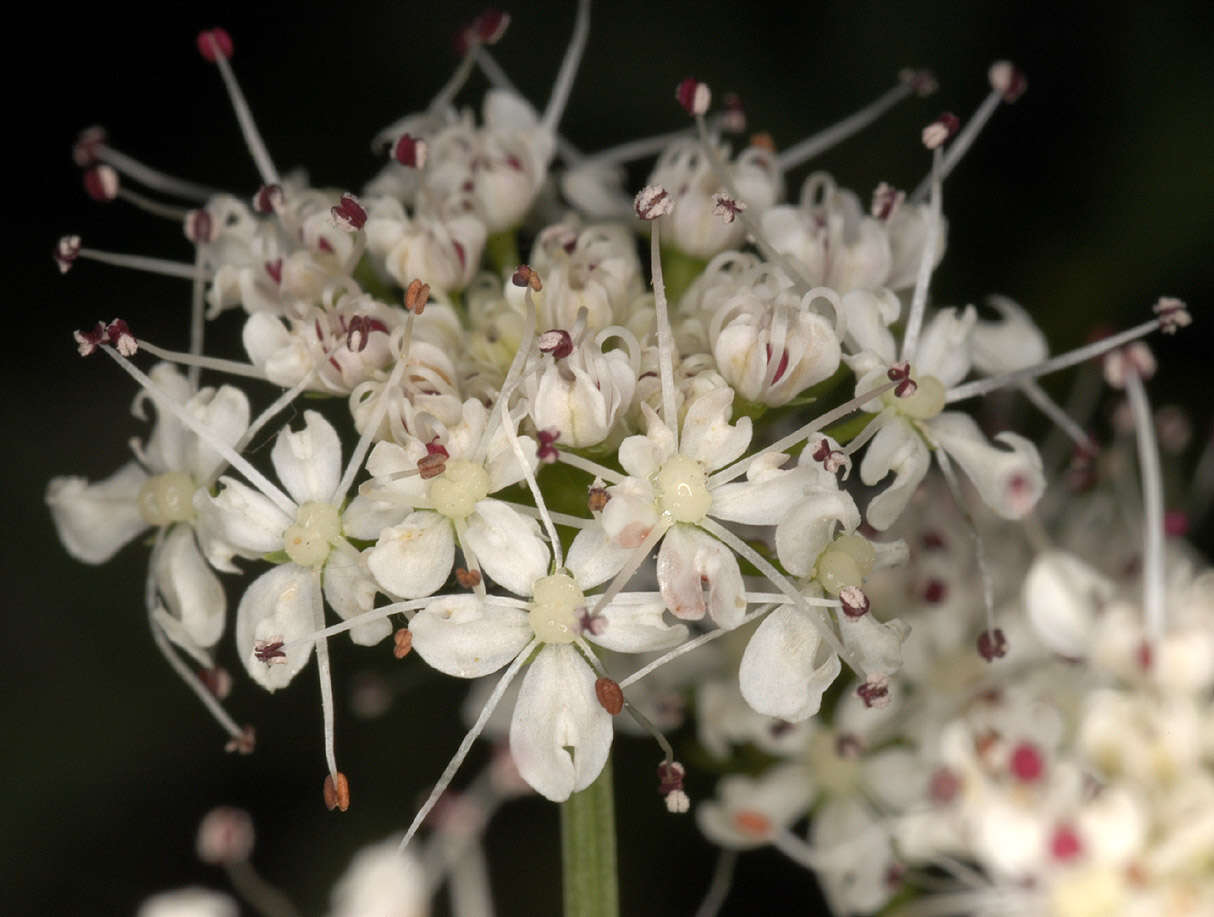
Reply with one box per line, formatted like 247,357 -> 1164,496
560,754 -> 619,917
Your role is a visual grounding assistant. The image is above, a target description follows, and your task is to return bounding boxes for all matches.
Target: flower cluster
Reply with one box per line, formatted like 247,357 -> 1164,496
50,8 -> 1202,915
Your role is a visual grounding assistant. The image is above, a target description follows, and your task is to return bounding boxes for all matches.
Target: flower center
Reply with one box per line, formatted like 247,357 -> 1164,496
136,471 -> 197,526
529,573 -> 586,645
653,454 -> 712,524
888,373 -> 947,420
430,459 -> 491,520
814,533 -> 876,596
283,501 -> 341,567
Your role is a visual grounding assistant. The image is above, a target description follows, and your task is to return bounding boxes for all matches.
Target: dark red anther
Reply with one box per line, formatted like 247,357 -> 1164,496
537,429 -> 560,464
184,209 -> 215,245
764,343 -> 790,383
264,259 -> 282,285
83,165 -> 119,202
197,28 -> 234,62
839,586 -> 870,618
977,627 -> 1008,662
538,329 -> 574,359
511,264 -> 542,291
254,639 -> 286,664
56,235 -> 83,275
331,193 -> 367,232
345,315 -> 387,352
922,578 -> 947,604
578,607 -> 606,636
253,183 -> 284,214
393,134 -> 427,169
857,677 -> 890,708
425,440 -> 450,459
455,9 -> 510,55
657,761 -> 685,795
1050,823 -> 1083,862
675,77 -> 710,116
73,322 -> 107,357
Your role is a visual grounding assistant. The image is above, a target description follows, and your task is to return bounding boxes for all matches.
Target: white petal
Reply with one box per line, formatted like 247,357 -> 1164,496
600,480 -> 659,548
509,645 -> 614,801
235,565 -> 316,691
588,600 -> 689,653
154,526 -> 225,648
1023,550 -> 1115,658
739,605 -> 842,721
271,410 -> 343,505
812,798 -> 895,915
657,524 -> 747,629
463,499 -> 550,597
323,542 -> 390,646
565,524 -> 633,590
679,388 -> 752,471
367,511 -> 455,598
915,306 -> 976,388
340,493 -> 408,542
328,837 -> 428,917
195,478 -> 291,563
928,411 -> 1044,519
840,289 -> 899,364
409,594 -> 532,678
774,488 -> 860,577
135,363 -> 194,473
710,464 -> 819,526
46,462 -> 148,564
970,295 -> 1049,376
617,433 -> 664,480
859,417 -> 929,531
183,385 -> 251,482
696,763 -> 814,849
837,611 -> 909,678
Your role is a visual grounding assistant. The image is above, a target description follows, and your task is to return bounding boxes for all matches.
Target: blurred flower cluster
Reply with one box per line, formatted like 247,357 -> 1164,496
48,5 -> 1207,915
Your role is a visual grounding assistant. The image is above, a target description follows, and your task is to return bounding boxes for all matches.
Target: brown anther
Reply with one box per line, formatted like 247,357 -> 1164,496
405,278 -> 431,314
511,264 -> 543,291
588,487 -> 610,513
224,725 -> 256,755
323,772 -> 350,812
977,627 -> 1008,662
595,677 -> 624,715
418,452 -> 447,479
455,567 -> 482,589
749,131 -> 776,151
392,627 -> 413,659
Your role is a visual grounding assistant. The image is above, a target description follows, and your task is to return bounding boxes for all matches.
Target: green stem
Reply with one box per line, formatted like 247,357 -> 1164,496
486,229 -> 521,277
560,755 -> 619,917
659,246 -> 707,305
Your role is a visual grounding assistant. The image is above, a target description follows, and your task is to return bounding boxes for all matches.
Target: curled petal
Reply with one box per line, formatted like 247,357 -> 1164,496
711,463 -> 821,527
195,478 -> 292,568
1023,550 -> 1115,658
271,410 -> 342,505
154,525 -> 225,649
235,564 -> 316,691
775,488 -> 861,577
323,542 -> 390,646
367,510 -> 455,598
657,524 -> 747,629
739,605 -> 842,721
46,461 -> 148,564
970,295 -> 1049,375
463,499 -> 550,598
859,417 -> 929,531
589,600 -> 689,653
600,479 -> 659,548
927,411 -> 1044,519
340,492 -> 408,542
679,388 -> 752,471
509,645 -> 613,801
410,594 -> 532,678
840,289 -> 899,364
617,433 -> 665,480
837,610 -> 909,678
915,306 -> 976,388
182,384 -> 251,482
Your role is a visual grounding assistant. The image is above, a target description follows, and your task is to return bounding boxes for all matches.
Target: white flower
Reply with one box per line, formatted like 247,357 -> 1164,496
137,888 -> 238,917
327,837 -> 429,917
697,764 -> 814,849
523,221 -> 645,331
365,195 -> 487,294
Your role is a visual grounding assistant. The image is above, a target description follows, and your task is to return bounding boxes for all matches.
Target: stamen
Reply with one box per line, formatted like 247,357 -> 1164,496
587,487 -> 610,513
475,273 -> 539,461
500,396 -> 563,570
537,429 -> 560,464
711,191 -> 746,224
700,518 -> 857,673
502,501 -> 595,530
62,243 -> 210,281
1124,367 -> 1166,643
594,676 -> 624,714
911,62 -> 1025,202
636,186 -> 680,447
197,28 -> 280,186
80,130 -> 224,202
576,637 -> 676,766
278,598 -> 433,650
1017,380 -> 1099,454
945,314 -> 1178,403
538,329 -> 574,359
323,771 -> 350,812
398,639 -> 538,852
187,247 -> 206,389
675,78 -> 711,116
393,134 -> 428,169
332,342 -> 412,504
330,193 -> 367,232
778,72 -> 931,171
134,339 -> 269,381
900,143 -> 943,362
541,0 -> 591,135
619,605 -> 774,690
311,568 -> 340,784
393,627 -> 413,659
708,381 -> 897,488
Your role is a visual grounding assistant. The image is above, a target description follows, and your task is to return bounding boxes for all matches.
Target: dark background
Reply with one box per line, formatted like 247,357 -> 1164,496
5,1 -> 1212,914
